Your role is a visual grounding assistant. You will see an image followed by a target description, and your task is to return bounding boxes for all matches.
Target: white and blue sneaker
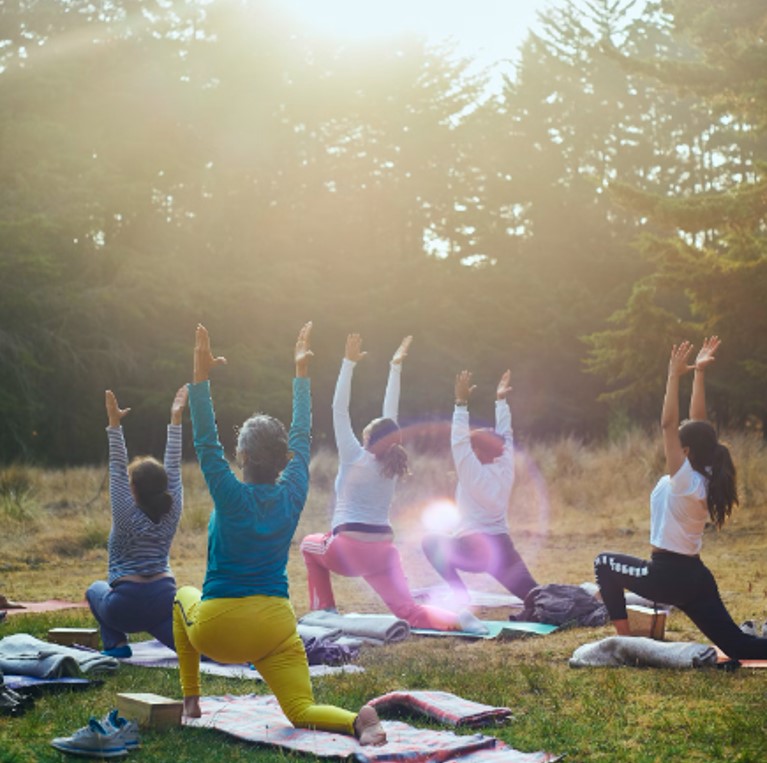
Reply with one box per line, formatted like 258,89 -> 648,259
103,708 -> 141,750
50,717 -> 128,758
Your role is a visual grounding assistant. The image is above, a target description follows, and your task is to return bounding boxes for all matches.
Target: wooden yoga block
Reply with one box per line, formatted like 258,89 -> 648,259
47,628 -> 100,649
116,693 -> 183,730
627,605 -> 666,640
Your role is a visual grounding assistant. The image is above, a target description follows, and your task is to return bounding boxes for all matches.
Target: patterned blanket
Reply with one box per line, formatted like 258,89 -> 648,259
183,694 -> 561,762
369,690 -> 512,727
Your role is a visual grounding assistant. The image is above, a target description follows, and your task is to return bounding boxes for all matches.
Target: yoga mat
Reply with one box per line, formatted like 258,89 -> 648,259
411,621 -> 558,640
3,674 -> 93,691
715,646 -> 767,668
122,639 -> 363,680
3,600 -> 89,616
412,587 -> 524,610
183,694 -> 561,763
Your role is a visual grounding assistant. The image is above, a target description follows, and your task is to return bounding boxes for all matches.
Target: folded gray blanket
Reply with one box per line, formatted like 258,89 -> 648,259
0,633 -> 119,678
297,611 -> 410,645
569,636 -> 717,669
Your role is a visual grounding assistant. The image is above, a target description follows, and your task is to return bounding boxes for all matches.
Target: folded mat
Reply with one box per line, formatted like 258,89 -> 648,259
3,599 -> 89,616
0,633 -> 118,677
412,621 -> 557,640
411,587 -> 524,609
570,636 -> 717,669
183,694 -> 561,763
369,690 -> 511,728
122,639 -> 363,680
297,611 -> 410,644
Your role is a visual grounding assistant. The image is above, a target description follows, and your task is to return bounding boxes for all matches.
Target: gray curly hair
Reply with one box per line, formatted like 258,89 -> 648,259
236,414 -> 290,484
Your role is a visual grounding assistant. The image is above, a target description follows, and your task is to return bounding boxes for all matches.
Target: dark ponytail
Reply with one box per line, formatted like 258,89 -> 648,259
707,442 -> 738,529
366,418 -> 409,479
679,420 -> 738,529
128,456 -> 173,524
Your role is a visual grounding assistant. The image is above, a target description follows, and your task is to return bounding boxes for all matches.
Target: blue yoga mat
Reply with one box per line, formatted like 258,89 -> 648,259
411,620 -> 558,640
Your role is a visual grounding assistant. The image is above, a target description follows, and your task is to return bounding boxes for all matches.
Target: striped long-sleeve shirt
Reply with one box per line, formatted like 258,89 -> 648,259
106,424 -> 183,583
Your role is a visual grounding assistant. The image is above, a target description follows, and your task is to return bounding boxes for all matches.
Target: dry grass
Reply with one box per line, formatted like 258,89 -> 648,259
2,431 -> 767,762
3,429 -> 767,621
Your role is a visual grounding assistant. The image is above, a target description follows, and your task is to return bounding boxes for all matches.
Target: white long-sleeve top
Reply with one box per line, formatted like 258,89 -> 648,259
331,358 -> 401,530
452,399 -> 514,536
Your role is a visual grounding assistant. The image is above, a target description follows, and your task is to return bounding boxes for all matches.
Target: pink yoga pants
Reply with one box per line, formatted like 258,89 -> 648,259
300,532 -> 459,630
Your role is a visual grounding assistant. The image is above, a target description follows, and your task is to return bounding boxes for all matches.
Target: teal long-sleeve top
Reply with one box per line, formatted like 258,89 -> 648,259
188,377 -> 311,601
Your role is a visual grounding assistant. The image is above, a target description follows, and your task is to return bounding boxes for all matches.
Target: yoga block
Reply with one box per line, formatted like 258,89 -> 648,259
627,605 -> 666,640
47,628 -> 100,649
116,693 -> 183,729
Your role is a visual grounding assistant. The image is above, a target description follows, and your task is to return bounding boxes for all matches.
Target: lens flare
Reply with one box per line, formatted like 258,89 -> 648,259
420,498 -> 460,534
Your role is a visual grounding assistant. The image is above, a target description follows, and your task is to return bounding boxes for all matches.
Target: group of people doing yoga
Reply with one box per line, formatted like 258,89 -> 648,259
85,325 -> 767,745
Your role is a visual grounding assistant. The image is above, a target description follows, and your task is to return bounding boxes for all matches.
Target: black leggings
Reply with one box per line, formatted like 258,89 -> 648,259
422,532 -> 538,600
594,550 -> 767,660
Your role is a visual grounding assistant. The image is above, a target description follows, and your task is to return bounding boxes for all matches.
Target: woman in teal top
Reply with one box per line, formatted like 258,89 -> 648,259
173,323 -> 385,746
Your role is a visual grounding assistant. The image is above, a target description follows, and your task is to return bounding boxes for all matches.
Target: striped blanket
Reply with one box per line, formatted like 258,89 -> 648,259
183,694 -> 562,762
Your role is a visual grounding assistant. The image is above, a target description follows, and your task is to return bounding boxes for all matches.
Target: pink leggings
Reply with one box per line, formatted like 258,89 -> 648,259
300,532 -> 460,630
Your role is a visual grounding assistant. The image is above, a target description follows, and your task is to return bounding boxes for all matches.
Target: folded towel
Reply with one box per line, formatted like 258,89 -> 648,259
298,611 -> 410,645
0,634 -> 118,678
569,636 -> 717,669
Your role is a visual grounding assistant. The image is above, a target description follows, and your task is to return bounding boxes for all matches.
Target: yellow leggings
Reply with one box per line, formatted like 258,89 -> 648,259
173,586 -> 356,735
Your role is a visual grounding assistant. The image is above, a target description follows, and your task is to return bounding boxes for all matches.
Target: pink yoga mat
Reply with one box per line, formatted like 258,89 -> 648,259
3,599 -> 89,616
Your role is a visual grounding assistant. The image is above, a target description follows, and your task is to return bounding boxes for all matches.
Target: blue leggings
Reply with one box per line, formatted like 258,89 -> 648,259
595,550 -> 767,660
86,578 -> 176,650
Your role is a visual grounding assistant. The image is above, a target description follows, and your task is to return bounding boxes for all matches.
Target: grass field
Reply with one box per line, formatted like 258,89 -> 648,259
2,430 -> 767,762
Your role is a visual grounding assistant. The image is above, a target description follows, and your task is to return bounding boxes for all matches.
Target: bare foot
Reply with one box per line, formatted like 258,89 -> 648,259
183,696 -> 202,718
354,704 -> 386,746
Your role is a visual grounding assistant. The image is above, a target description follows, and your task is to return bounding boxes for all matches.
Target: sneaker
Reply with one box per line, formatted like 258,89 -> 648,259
103,708 -> 141,750
50,718 -> 128,758
101,644 -> 133,659
0,686 -> 28,717
740,620 -> 758,637
354,704 -> 386,746
458,610 -> 490,635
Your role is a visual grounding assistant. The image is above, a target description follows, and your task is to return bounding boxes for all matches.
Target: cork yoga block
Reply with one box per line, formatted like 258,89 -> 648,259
116,693 -> 183,729
47,628 -> 100,649
627,605 -> 667,640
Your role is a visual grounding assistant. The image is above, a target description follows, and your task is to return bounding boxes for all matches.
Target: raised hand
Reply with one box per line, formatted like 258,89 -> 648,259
170,385 -> 188,425
345,333 -> 368,363
105,390 -> 131,428
455,370 -> 476,405
694,335 -> 720,371
668,341 -> 694,378
391,335 -> 413,366
194,324 -> 227,383
496,369 -> 512,400
295,321 -> 314,378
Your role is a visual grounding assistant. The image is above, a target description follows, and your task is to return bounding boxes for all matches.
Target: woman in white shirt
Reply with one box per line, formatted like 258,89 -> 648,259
422,369 -> 538,606
595,337 -> 767,659
300,334 -> 485,633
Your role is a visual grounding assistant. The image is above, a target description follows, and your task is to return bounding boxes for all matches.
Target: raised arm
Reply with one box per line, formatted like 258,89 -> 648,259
188,325 -> 239,504
332,334 -> 366,463
661,341 -> 694,477
280,322 -> 313,504
105,390 -> 133,527
382,335 -> 411,421
494,369 -> 513,440
690,336 -> 720,422
165,386 -> 188,511
451,370 -> 479,470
